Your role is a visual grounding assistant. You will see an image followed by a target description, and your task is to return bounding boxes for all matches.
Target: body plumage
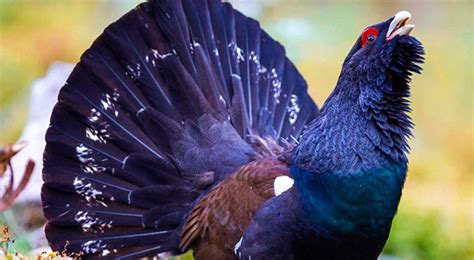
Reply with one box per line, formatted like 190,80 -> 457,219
41,1 -> 423,259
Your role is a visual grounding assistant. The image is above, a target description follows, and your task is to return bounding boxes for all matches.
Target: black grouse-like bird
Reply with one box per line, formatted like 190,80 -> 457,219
41,0 -> 424,259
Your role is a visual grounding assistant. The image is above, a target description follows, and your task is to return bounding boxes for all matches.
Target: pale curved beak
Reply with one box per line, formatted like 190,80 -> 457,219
386,11 -> 415,41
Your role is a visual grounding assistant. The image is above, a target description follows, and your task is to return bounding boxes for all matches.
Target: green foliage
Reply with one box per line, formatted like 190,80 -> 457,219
385,205 -> 474,260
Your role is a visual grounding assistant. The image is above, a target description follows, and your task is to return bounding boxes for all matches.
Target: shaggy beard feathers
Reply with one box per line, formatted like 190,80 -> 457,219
382,36 -> 425,154
389,37 -> 425,92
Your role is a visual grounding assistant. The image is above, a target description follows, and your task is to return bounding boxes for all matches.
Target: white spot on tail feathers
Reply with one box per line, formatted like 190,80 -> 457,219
149,49 -> 173,65
73,177 -> 107,207
74,211 -> 113,233
289,135 -> 299,144
232,74 -> 241,80
86,128 -> 107,143
126,63 -> 141,79
271,68 -> 282,104
125,64 -> 140,80
274,176 -> 294,196
86,94 -> 116,144
234,236 -> 243,257
88,108 -> 101,123
236,47 -> 245,62
249,51 -> 257,62
228,42 -> 245,62
76,144 -> 92,161
76,143 -> 107,174
287,94 -> 301,125
100,91 -> 120,118
81,240 -> 107,254
219,95 -> 226,106
152,49 -> 159,58
189,42 -> 200,54
249,51 -> 268,76
101,99 -> 111,111
101,249 -> 111,256
136,107 -> 146,117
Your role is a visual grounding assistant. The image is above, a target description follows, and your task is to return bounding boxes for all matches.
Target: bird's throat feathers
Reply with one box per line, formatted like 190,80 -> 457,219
289,36 -> 424,175
289,75 -> 413,175
287,83 -> 411,235
284,34 -> 423,240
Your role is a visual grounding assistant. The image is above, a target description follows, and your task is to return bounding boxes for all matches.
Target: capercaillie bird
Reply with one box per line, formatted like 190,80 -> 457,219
41,1 -> 424,259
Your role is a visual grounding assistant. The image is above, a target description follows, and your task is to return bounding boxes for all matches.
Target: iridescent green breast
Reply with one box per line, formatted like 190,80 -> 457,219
291,163 -> 407,239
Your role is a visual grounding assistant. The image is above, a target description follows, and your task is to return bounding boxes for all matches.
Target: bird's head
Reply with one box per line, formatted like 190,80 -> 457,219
294,12 -> 425,170
339,11 -> 424,95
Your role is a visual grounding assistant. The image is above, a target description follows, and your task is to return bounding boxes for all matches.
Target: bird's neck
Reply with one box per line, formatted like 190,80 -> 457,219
291,75 -> 412,174
287,76 -> 411,238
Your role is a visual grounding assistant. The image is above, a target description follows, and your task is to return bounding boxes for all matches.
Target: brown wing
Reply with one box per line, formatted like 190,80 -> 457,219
179,157 -> 289,259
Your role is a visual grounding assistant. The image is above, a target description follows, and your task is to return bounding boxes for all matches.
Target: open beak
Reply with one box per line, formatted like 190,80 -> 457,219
386,11 -> 415,41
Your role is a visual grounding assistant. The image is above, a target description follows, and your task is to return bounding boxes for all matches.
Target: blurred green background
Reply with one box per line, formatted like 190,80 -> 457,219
0,0 -> 472,259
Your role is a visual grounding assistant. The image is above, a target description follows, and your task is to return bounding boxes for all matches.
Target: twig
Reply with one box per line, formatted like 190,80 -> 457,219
0,142 -> 35,212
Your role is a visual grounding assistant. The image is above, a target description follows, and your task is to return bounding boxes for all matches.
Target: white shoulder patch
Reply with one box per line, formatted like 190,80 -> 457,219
234,236 -> 243,257
273,176 -> 294,196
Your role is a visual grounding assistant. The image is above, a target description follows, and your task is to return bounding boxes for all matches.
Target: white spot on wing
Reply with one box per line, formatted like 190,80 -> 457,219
234,236 -> 243,257
273,176 -> 294,196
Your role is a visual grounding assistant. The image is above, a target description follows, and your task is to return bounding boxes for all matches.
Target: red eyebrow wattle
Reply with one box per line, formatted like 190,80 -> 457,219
361,27 -> 380,46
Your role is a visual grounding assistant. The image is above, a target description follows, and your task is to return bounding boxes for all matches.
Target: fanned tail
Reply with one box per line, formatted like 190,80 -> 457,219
42,0 -> 319,258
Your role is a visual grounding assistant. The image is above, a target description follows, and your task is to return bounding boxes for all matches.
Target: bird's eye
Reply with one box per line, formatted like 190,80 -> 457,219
366,34 -> 376,43
361,27 -> 379,47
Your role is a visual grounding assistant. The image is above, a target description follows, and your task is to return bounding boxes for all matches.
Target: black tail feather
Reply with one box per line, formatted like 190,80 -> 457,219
42,0 -> 319,258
